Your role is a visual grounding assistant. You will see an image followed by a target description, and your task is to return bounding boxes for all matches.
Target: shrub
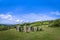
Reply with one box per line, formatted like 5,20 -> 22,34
0,26 -> 9,31
48,19 -> 60,27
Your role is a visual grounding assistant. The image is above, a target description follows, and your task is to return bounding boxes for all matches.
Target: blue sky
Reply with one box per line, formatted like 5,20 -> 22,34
0,0 -> 60,24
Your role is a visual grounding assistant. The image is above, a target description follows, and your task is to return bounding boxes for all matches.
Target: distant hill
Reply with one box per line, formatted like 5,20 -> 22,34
0,18 -> 60,27
16,19 -> 60,27
16,20 -> 49,27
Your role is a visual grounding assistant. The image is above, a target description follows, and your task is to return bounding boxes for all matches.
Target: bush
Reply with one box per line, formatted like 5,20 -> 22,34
48,19 -> 60,27
0,26 -> 9,31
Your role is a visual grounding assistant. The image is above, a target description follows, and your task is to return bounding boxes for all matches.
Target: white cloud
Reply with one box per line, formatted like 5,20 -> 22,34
16,19 -> 23,23
0,14 -> 12,20
0,12 -> 57,24
50,11 -> 60,15
16,19 -> 20,22
0,13 -> 23,24
22,13 -> 55,22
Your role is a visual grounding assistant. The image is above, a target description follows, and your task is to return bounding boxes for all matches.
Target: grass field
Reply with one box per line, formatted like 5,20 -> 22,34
0,26 -> 60,40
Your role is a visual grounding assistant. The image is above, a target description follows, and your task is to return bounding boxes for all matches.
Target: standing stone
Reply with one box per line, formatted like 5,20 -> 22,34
37,27 -> 40,31
37,26 -> 42,31
19,27 -> 23,32
16,26 -> 20,31
26,27 -> 30,32
34,27 -> 37,32
26,27 -> 28,32
30,27 -> 34,32
28,27 -> 31,32
23,26 -> 26,32
39,27 -> 42,31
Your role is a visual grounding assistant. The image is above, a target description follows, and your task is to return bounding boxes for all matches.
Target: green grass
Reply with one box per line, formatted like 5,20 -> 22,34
0,26 -> 60,40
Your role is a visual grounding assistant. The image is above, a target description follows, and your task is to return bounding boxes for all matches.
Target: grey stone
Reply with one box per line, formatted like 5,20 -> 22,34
19,27 -> 23,32
23,26 -> 26,32
37,26 -> 42,31
33,27 -> 37,32
16,26 -> 20,31
30,27 -> 34,31
26,27 -> 30,32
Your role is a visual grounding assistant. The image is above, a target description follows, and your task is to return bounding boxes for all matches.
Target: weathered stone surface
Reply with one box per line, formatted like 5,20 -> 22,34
16,26 -> 20,31
37,26 -> 42,31
30,27 -> 34,31
33,27 -> 37,32
23,26 -> 26,32
16,25 -> 42,32
26,27 -> 31,32
19,27 -> 23,32
37,27 -> 41,31
40,27 -> 42,31
28,27 -> 31,32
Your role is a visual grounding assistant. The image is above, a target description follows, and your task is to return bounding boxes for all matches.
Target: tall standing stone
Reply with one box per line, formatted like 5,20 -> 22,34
33,27 -> 37,32
26,26 -> 30,32
37,26 -> 42,31
16,26 -> 20,31
23,26 -> 26,32
37,26 -> 40,31
28,27 -> 31,32
19,26 -> 23,32
26,26 -> 28,32
30,26 -> 34,32
39,27 -> 42,31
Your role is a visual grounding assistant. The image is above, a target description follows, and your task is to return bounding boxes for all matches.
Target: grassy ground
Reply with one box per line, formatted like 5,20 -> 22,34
0,26 -> 60,40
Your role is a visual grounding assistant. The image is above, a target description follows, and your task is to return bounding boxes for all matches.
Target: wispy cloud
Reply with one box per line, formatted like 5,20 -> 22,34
0,14 -> 12,20
50,11 -> 60,15
22,13 -> 56,22
0,13 -> 23,24
0,12 -> 57,24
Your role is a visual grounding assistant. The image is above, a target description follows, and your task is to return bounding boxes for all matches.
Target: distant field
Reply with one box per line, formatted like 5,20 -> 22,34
0,26 -> 60,40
